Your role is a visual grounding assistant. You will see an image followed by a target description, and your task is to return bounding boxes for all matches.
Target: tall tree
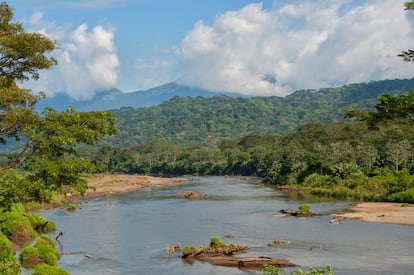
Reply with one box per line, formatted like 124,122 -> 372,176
0,3 -> 118,209
398,2 -> 414,62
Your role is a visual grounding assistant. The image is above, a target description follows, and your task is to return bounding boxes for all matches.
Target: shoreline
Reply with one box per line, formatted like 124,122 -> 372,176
70,173 -> 188,199
334,202 -> 414,226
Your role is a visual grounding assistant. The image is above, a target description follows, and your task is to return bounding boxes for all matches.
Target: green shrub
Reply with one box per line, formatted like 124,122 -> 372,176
388,188 -> 414,203
0,211 -> 37,244
182,245 -> 196,255
20,246 -> 41,268
299,204 -> 311,212
20,235 -> 60,268
66,204 -> 77,211
25,214 -> 56,234
0,232 -> 20,275
31,263 -> 70,275
209,236 -> 228,248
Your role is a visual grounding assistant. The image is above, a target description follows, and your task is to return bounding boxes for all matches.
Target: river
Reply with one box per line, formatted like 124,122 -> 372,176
38,176 -> 413,274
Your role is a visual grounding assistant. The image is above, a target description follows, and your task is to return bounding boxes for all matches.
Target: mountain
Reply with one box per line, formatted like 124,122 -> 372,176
101,78 -> 414,147
37,82 -> 247,111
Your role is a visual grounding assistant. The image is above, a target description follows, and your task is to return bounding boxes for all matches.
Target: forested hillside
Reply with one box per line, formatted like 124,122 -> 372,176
103,78 -> 414,147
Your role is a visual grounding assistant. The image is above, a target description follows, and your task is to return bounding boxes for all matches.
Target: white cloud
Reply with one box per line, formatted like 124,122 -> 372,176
57,24 -> 120,100
178,0 -> 414,96
25,13 -> 119,100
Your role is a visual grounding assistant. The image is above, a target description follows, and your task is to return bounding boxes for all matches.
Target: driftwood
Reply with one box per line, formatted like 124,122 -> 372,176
182,243 -> 296,270
195,255 -> 298,270
279,209 -> 311,217
166,243 -> 181,256
182,245 -> 248,258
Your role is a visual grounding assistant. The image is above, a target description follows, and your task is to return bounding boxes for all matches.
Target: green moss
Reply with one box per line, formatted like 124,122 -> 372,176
31,263 -> 70,275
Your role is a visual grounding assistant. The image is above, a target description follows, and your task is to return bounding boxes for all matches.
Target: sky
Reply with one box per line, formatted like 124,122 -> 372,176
10,0 -> 414,100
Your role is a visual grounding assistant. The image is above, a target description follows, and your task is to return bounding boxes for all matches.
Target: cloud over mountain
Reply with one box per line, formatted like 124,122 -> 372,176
25,14 -> 119,100
178,0 -> 414,96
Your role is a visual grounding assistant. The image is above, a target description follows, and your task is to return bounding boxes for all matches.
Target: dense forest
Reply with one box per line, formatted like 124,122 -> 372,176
81,90 -> 414,203
103,78 -> 414,147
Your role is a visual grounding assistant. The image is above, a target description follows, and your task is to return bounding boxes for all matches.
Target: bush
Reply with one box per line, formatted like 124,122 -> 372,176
388,188 -> 414,203
0,232 -> 20,275
299,204 -> 311,212
209,236 -> 228,248
26,213 -> 56,234
31,263 -> 70,275
66,204 -> 77,211
20,235 -> 60,268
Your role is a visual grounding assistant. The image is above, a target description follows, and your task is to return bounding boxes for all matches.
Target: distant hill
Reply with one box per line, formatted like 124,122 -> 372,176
101,78 -> 414,147
37,82 -> 247,111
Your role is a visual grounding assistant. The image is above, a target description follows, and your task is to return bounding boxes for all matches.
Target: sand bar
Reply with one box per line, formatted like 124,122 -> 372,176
70,173 -> 188,198
334,202 -> 414,226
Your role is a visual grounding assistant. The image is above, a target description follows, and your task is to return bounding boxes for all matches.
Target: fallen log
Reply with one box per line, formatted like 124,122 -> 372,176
279,209 -> 311,217
195,255 -> 298,270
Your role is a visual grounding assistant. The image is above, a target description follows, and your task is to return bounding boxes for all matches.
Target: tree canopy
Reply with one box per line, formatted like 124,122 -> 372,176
0,3 -> 118,209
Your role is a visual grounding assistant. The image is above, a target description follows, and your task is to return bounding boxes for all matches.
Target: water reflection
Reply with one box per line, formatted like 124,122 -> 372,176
39,176 -> 414,275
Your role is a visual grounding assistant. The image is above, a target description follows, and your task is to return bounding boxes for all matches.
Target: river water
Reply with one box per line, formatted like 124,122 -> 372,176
38,176 -> 413,275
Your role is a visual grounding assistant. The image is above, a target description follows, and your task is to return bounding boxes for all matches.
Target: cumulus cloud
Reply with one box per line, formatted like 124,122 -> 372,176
58,24 -> 120,100
26,13 -> 119,100
178,0 -> 414,96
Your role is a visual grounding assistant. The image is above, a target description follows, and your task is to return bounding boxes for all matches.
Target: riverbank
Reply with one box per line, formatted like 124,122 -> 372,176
334,202 -> 414,226
70,173 -> 188,198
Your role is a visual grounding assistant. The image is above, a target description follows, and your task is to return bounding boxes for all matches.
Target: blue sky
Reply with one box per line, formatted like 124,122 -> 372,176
10,0 -> 414,100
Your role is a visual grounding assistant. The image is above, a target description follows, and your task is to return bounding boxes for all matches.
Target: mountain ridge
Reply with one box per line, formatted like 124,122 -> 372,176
37,82 -> 248,111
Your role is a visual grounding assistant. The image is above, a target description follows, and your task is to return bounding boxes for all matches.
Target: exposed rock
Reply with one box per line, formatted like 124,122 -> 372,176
176,191 -> 201,200
195,255 -> 298,270
279,209 -> 312,217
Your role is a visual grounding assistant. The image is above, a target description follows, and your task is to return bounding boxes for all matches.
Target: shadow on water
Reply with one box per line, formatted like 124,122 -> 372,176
39,176 -> 414,275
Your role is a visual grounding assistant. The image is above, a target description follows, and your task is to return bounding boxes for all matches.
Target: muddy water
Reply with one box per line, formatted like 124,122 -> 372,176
39,176 -> 414,274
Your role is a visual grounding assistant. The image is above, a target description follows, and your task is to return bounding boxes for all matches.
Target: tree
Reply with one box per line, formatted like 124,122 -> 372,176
398,2 -> 414,62
0,3 -> 118,209
345,92 -> 414,128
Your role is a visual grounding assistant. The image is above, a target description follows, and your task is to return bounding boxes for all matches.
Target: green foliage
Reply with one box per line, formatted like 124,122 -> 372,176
388,188 -> 414,203
262,264 -> 334,275
209,236 -> 228,248
20,235 -> 60,268
0,2 -> 118,209
298,204 -> 311,212
182,245 -> 196,255
66,204 -> 77,211
31,263 -> 70,275
0,231 -> 20,275
0,211 -> 36,238
104,79 -> 414,148
25,213 -> 56,234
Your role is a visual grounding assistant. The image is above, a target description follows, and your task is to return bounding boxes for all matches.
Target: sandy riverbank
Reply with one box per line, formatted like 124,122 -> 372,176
334,202 -> 414,226
69,173 -> 188,198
